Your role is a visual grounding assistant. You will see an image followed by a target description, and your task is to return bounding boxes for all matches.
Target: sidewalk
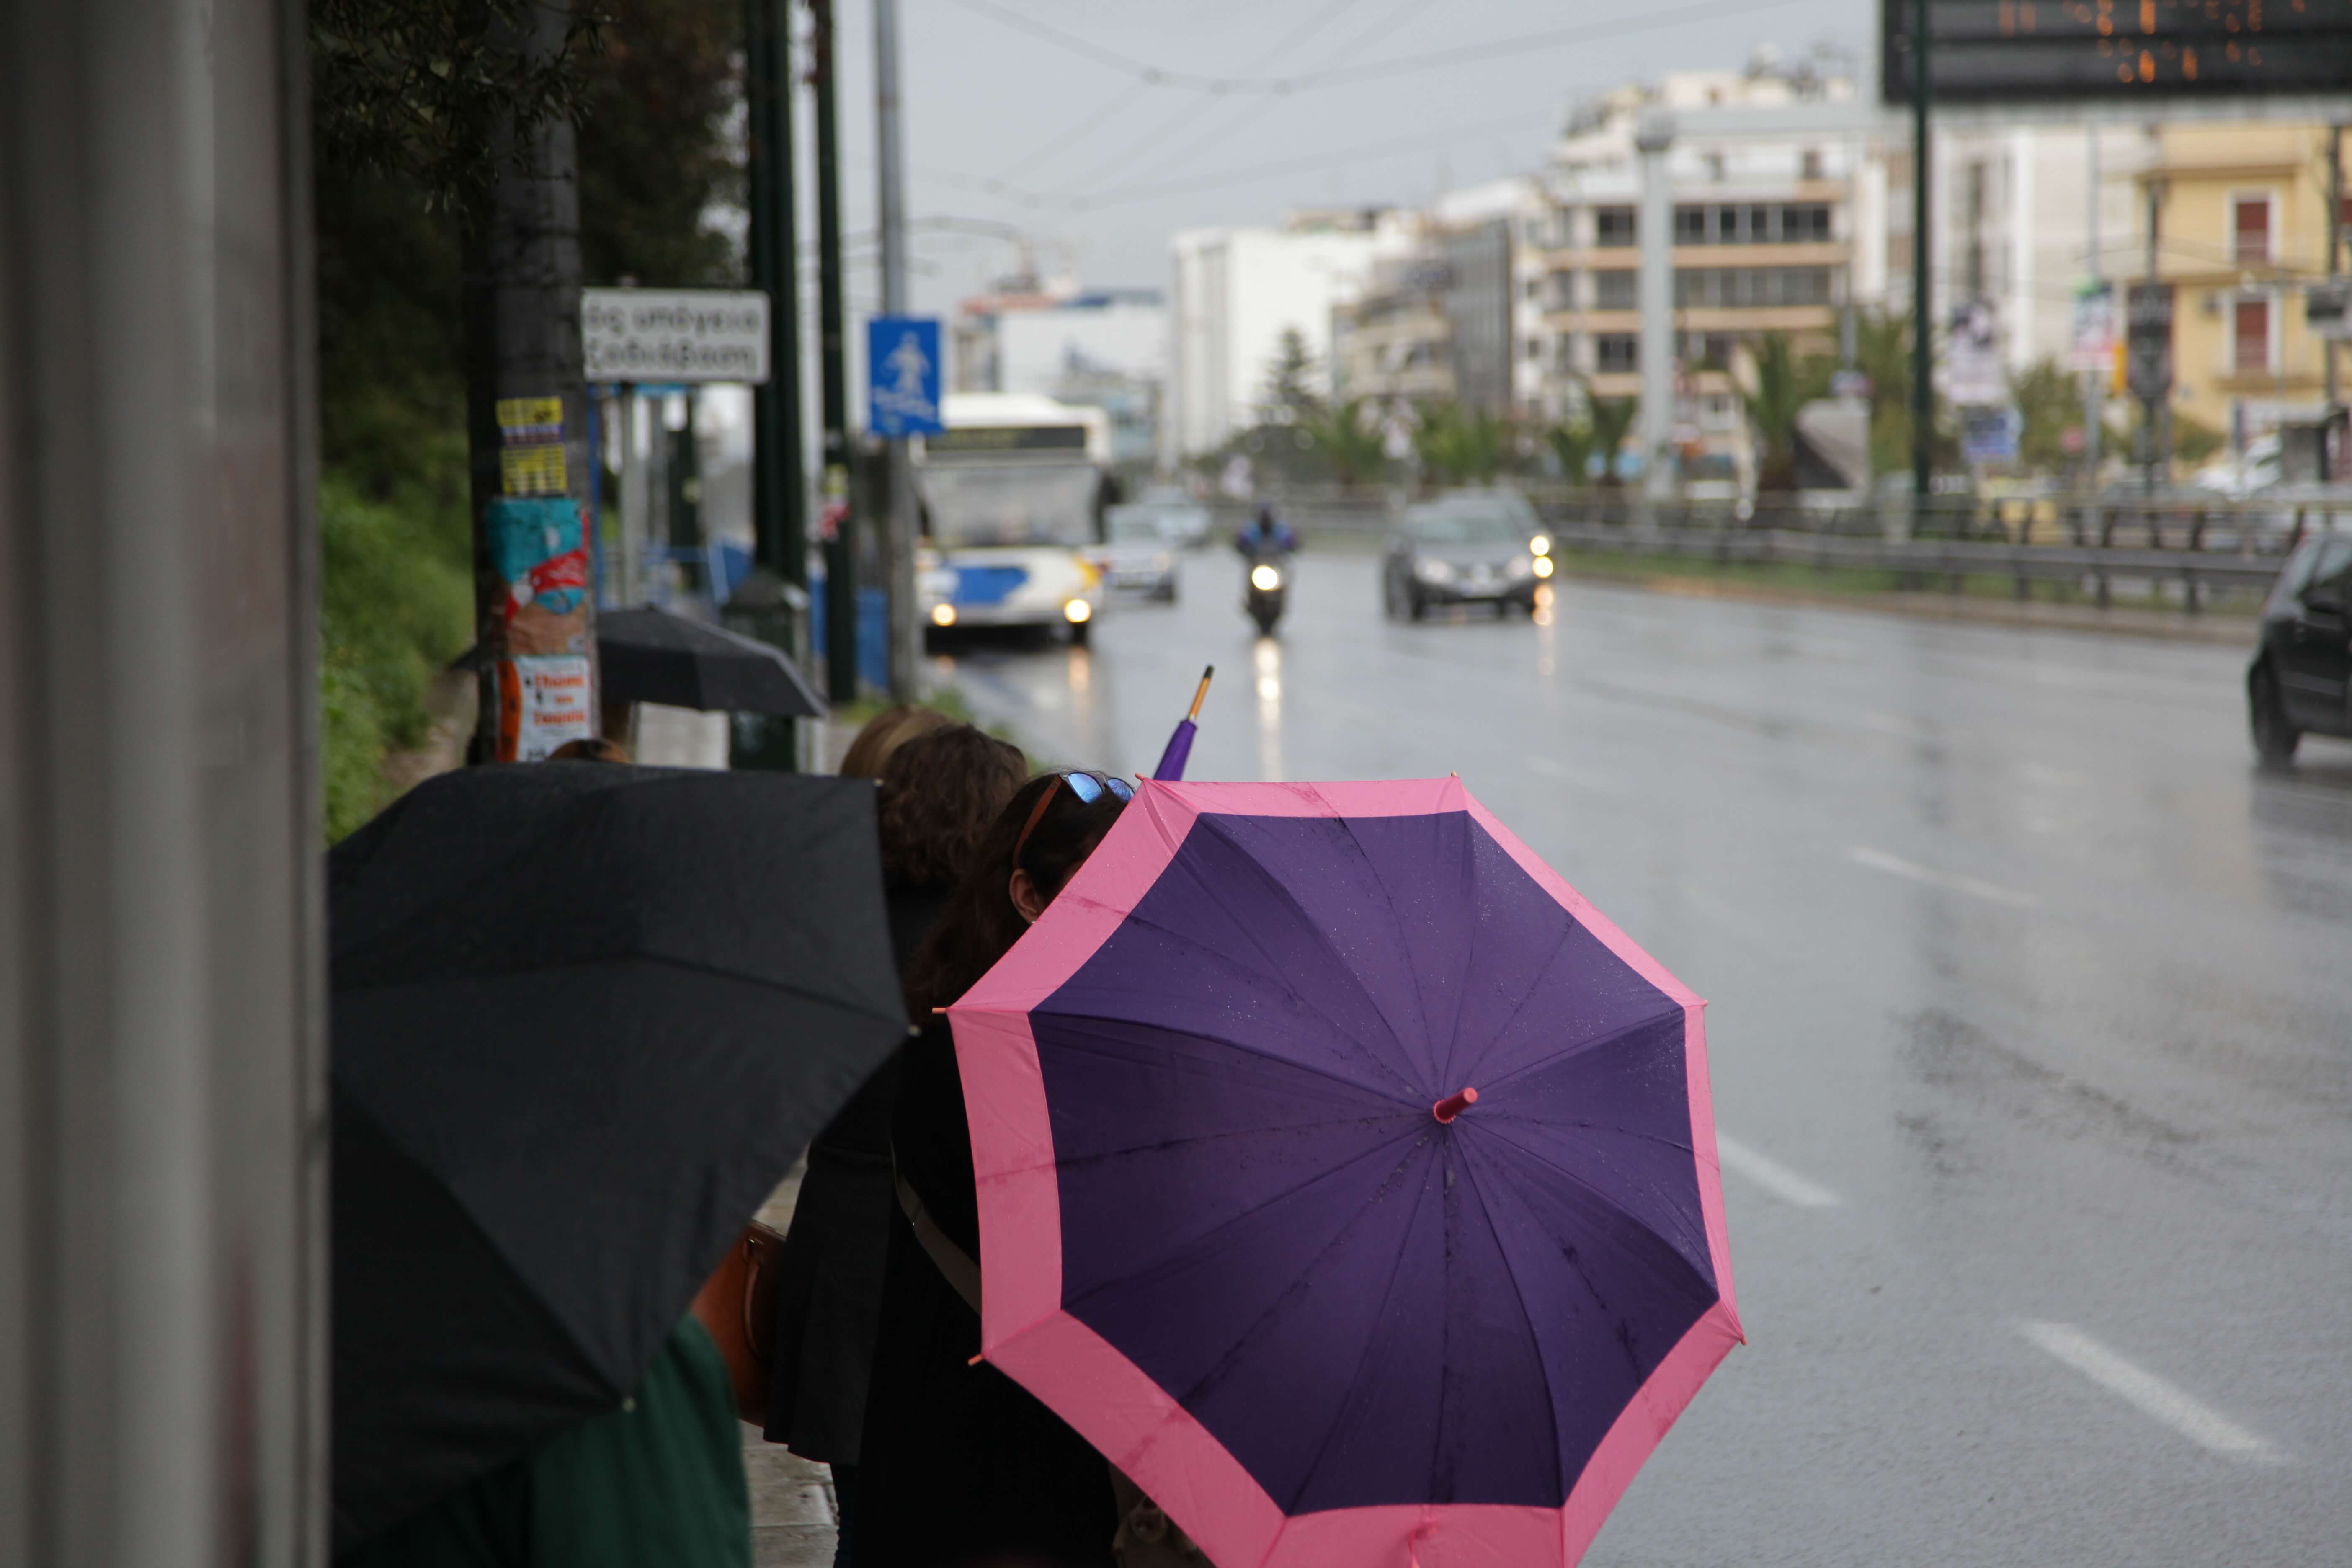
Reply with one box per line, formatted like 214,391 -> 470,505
748,1159 -> 840,1565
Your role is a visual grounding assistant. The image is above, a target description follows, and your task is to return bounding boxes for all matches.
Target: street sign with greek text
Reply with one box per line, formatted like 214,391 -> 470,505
582,288 -> 770,384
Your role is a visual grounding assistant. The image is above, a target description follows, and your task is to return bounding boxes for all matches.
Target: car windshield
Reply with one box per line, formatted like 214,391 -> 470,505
918,461 -> 1098,548
1106,509 -> 1164,543
1407,505 -> 1528,545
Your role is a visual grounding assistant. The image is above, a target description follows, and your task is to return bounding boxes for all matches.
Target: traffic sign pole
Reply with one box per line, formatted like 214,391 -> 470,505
875,0 -> 921,701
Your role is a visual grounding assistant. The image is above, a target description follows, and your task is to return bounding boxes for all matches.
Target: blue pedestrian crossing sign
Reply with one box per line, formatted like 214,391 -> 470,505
867,315 -> 943,437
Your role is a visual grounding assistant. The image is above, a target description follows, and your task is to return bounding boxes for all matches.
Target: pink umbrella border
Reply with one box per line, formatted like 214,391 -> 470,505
946,776 -> 1743,1568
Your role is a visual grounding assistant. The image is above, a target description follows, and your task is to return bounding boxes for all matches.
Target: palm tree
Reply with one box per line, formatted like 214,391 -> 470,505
1300,397 -> 1388,487
1588,395 -> 1638,487
1547,420 -> 1598,485
1413,402 -> 1511,486
1742,331 -> 1834,490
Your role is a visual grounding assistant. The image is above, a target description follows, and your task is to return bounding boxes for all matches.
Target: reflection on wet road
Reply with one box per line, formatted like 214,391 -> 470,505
934,548 -> 2352,1564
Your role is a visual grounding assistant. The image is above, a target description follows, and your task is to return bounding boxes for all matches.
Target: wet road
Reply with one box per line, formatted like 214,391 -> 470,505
935,546 -> 2352,1565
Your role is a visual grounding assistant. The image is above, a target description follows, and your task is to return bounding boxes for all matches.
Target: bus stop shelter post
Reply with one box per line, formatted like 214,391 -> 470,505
875,0 -> 922,701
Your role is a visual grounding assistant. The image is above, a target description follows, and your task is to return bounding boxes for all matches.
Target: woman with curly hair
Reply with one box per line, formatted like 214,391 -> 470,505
764,724 -> 1027,1559
858,769 -> 1136,1568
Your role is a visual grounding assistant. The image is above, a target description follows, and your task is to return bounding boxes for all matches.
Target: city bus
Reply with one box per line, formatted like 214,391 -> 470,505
913,392 -> 1112,645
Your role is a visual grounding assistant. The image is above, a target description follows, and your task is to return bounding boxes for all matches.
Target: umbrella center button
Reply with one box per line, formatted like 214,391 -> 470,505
1431,1086 -> 1478,1124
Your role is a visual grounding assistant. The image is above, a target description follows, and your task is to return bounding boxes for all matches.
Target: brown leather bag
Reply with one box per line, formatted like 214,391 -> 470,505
690,1219 -> 786,1426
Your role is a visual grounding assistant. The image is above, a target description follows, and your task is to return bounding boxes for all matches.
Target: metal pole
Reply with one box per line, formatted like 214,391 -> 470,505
1635,109 -> 1676,521
2329,124 -> 2342,411
746,0 -> 806,598
2144,177 -> 2161,495
1910,0 -> 1934,507
876,0 -> 921,699
812,0 -> 860,703
463,0 -> 596,761
2084,126 -> 2104,484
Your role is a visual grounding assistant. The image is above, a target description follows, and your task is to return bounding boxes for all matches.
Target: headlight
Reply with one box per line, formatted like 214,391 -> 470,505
1507,556 -> 1534,580
1414,558 -> 1455,584
1063,598 -> 1092,624
1249,563 -> 1282,592
1532,556 -> 1555,579
1529,534 -> 1551,557
930,603 -> 957,627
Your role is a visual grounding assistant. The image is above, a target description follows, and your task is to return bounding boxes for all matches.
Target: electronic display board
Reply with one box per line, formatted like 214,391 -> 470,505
1883,0 -> 2352,102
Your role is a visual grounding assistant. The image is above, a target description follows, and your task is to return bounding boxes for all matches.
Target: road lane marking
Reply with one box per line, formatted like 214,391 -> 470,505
1713,1134 -> 1844,1208
1845,846 -> 2039,909
1523,754 -> 1627,796
2017,1321 -> 2284,1462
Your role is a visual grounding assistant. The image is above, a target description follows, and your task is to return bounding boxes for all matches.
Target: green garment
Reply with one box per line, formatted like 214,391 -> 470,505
344,1317 -> 751,1568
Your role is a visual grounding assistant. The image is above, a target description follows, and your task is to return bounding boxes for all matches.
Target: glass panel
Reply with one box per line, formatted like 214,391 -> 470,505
917,461 -> 1099,548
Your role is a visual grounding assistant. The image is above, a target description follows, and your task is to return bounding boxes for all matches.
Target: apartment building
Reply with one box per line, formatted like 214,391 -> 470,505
1533,61 -> 1885,472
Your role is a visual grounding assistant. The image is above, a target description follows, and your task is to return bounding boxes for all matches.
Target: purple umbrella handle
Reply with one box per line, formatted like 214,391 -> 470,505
1148,666 -> 1214,782
1153,720 -> 1197,782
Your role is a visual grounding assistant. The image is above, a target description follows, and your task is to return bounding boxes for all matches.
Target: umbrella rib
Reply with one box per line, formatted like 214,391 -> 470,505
1471,999 -> 1688,1097
1449,1138 -> 1567,1496
1281,1147 -> 1441,1516
1063,1129 -> 1432,1337
1026,1010 -> 1429,1113
1045,881 -> 1429,1102
1448,909 -> 1581,1091
1465,1120 -> 1716,1287
1298,794 -> 1442,1067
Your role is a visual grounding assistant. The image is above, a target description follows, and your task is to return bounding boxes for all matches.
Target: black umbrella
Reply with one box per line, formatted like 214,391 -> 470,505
598,604 -> 825,717
328,763 -> 903,1550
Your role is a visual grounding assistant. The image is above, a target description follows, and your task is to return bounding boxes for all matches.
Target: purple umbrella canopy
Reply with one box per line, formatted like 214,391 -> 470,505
948,778 -> 1741,1568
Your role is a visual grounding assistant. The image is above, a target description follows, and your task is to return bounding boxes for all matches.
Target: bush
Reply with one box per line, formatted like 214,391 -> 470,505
320,480 -> 472,840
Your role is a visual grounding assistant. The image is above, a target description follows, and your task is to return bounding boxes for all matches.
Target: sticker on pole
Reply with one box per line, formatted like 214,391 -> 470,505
867,315 -> 943,437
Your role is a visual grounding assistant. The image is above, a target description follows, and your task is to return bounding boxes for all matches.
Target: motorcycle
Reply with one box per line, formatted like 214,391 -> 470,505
1243,554 -> 1287,636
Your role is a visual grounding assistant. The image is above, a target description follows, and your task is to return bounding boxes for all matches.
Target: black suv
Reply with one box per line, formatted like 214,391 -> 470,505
2249,532 -> 2352,762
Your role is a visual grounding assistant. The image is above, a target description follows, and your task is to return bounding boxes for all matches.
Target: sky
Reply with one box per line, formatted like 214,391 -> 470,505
809,0 -> 1879,316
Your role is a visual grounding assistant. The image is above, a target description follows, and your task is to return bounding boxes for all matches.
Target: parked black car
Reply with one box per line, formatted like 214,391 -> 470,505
2249,532 -> 2352,762
1381,492 -> 1551,620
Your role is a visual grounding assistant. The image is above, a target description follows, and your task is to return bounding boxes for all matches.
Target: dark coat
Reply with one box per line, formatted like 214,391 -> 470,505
762,882 -> 949,1464
853,1018 -> 1118,1568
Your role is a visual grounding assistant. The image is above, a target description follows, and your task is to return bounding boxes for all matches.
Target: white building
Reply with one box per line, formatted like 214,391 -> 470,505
1168,210 -> 1420,457
1920,124 -> 2148,375
952,286 -> 1168,466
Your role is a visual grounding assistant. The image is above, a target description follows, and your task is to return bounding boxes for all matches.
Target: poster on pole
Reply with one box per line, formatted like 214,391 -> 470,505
2070,282 -> 2117,371
2125,283 -> 2176,403
1946,299 -> 2004,407
866,315 -> 944,436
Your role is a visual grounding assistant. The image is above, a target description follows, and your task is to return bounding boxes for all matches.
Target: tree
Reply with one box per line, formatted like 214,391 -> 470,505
1413,402 -> 1510,485
2007,357 -> 2080,474
1256,327 -> 1325,425
1741,332 -> 1835,490
1547,420 -> 1598,485
312,0 -> 609,210
1589,395 -> 1639,487
1300,398 -> 1389,487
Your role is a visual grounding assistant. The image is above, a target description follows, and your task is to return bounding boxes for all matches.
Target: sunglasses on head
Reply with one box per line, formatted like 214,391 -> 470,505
1013,770 -> 1134,867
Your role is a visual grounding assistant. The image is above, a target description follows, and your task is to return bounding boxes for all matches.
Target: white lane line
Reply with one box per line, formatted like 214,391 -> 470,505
1713,1134 -> 1844,1209
1524,754 -> 1626,796
1845,846 -> 2040,909
2018,1321 -> 2284,1463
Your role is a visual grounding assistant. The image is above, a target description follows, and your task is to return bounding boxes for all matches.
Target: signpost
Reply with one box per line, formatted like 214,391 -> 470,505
2125,283 -> 2176,405
866,314 -> 944,437
582,288 -> 771,384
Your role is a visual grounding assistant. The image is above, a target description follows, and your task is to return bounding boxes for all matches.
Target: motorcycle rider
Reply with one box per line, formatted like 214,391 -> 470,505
1233,503 -> 1297,562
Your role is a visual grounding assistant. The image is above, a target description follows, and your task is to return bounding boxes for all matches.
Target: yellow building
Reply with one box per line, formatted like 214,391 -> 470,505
2135,122 -> 2344,444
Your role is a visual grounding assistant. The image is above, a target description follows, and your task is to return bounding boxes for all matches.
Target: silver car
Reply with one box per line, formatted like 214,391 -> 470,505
1087,506 -> 1181,602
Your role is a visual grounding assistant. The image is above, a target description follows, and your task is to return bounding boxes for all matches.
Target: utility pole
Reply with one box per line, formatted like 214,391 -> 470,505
1909,0 -> 1934,508
733,0 -> 809,769
2084,126 -> 2104,486
812,0 -> 860,703
2143,175 -> 2164,494
465,0 -> 598,762
745,0 -> 805,604
1634,109 -> 1676,524
2329,125 -> 2342,412
875,0 -> 921,699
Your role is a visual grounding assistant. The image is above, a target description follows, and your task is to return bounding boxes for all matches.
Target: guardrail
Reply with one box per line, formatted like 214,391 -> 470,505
1198,487 -> 2352,611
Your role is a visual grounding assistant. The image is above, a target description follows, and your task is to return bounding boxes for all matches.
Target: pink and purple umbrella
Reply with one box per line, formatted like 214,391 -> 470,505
947,777 -> 1741,1568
